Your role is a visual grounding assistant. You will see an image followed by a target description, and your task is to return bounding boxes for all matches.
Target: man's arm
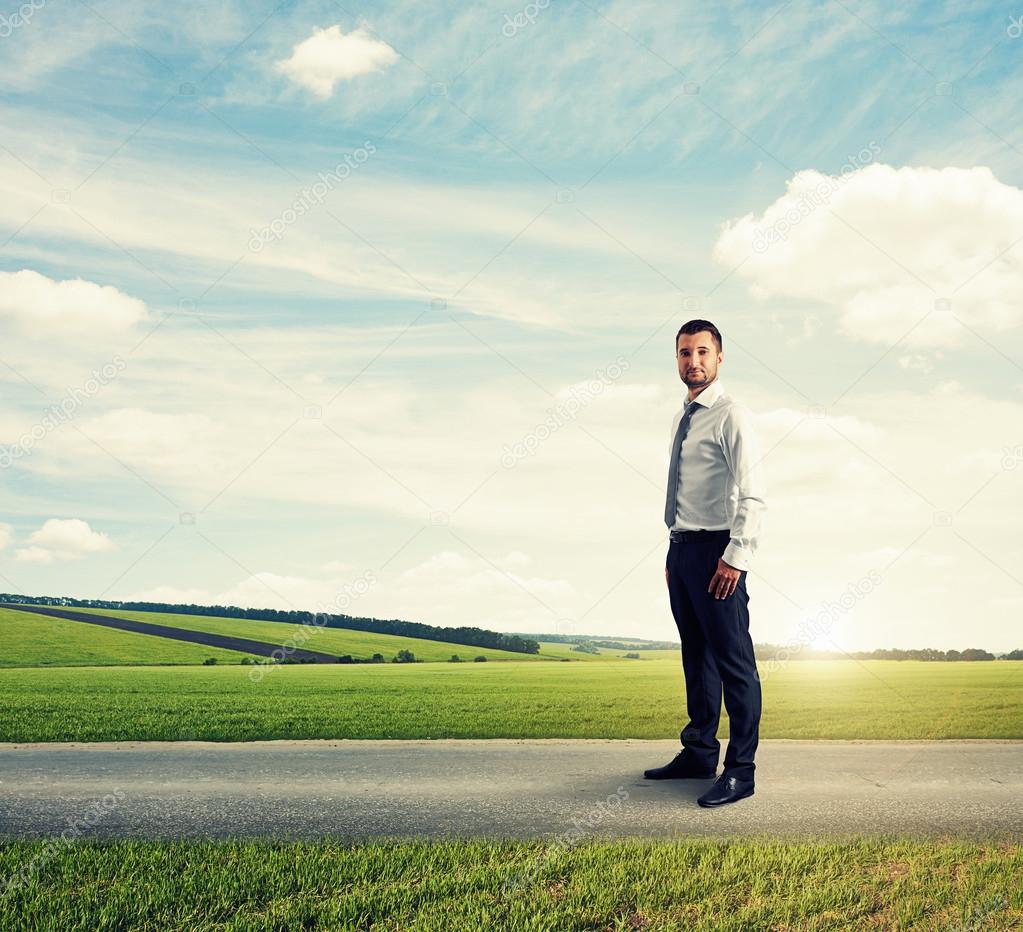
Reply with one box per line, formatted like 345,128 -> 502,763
719,403 -> 768,572
666,408 -> 681,584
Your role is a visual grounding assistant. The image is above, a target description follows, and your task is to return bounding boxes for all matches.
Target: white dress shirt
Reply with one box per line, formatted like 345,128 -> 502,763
667,378 -> 767,571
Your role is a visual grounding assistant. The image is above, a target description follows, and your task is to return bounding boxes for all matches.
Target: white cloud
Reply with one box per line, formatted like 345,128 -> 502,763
502,550 -> 532,567
17,371 -> 1021,651
0,523 -> 14,550
318,559 -> 357,574
45,408 -> 227,481
0,143 -> 680,332
2,3 -> 1022,659
122,577 -> 346,616
713,164 -> 1023,349
0,269 -> 147,338
898,352 -> 940,373
216,572 -> 335,611
118,585 -> 212,605
275,25 -> 399,98
14,518 -> 115,564
125,549 -> 574,634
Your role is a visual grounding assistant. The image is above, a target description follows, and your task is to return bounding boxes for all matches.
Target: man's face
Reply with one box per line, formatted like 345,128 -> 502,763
676,331 -> 722,389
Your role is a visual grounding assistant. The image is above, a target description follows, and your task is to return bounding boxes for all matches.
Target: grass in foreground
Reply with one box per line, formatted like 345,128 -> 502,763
0,836 -> 1018,930
0,659 -> 1020,742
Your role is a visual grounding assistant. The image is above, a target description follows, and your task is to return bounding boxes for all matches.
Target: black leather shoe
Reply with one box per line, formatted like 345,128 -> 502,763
643,751 -> 716,780
696,773 -> 755,807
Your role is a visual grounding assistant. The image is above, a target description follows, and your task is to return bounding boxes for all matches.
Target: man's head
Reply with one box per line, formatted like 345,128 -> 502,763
675,319 -> 723,393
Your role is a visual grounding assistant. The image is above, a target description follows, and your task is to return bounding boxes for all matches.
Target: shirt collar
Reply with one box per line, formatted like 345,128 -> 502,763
686,378 -> 726,410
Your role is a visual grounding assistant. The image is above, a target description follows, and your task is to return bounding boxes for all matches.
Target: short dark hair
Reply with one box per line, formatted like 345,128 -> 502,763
675,319 -> 722,354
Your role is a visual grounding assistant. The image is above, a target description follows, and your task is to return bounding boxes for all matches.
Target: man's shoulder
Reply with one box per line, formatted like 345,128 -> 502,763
707,388 -> 742,419
719,394 -> 749,416
718,397 -> 761,438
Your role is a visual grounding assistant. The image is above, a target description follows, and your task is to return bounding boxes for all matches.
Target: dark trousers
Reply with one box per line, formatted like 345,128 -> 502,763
666,529 -> 761,781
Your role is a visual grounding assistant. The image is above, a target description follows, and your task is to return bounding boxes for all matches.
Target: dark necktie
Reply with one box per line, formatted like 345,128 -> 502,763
664,403 -> 695,528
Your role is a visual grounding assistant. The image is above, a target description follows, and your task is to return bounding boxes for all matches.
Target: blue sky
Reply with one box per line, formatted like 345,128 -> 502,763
1,0 -> 1021,652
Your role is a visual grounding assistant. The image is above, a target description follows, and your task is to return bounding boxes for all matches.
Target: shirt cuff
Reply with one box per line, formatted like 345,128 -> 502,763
722,540 -> 752,572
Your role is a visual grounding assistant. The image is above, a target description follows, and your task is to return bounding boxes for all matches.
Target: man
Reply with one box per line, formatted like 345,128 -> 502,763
644,319 -> 767,808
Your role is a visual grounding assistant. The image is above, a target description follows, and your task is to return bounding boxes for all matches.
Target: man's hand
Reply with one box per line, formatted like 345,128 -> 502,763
708,558 -> 741,600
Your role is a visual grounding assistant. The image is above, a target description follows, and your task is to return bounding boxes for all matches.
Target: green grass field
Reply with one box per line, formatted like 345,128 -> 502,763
0,836 -> 1018,930
0,606 -> 665,666
2,615 -> 1020,930
0,608 -> 263,667
1,658 -> 1019,743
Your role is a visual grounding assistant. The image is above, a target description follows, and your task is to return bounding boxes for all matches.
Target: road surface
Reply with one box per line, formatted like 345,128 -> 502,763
1,738 -> 1020,841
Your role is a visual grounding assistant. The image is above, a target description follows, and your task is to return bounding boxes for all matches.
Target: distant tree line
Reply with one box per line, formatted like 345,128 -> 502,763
516,632 -> 678,650
520,632 -> 1022,660
0,593 -> 541,655
3,594 -> 1016,658
753,644 -> 1020,661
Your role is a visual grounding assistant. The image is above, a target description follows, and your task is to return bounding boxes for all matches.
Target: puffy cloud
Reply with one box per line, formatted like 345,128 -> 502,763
0,522 -> 14,550
713,164 -> 1023,349
275,25 -> 398,98
898,351 -> 942,373
0,269 -> 147,337
14,518 -> 115,563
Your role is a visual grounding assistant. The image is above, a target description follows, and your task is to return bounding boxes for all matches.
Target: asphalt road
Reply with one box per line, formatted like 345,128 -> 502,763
1,739 -> 1021,841
3,603 -> 342,663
